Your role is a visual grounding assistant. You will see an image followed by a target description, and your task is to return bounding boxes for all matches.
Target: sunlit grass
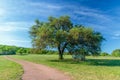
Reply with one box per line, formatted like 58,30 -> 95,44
13,55 -> 120,80
0,56 -> 23,80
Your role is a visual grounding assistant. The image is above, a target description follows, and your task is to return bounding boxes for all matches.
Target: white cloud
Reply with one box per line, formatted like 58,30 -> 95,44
3,1 -> 62,17
112,31 -> 120,39
73,6 -> 110,21
75,11 -> 108,20
84,23 -> 108,31
0,26 -> 28,32
0,0 -> 111,22
29,2 -> 62,10
26,2 -> 62,16
114,33 -> 120,37
0,22 -> 32,32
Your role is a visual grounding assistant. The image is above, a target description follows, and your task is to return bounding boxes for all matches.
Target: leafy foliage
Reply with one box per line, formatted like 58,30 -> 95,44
0,45 -> 30,55
112,49 -> 120,57
16,48 -> 30,55
100,52 -> 109,56
29,16 -> 104,60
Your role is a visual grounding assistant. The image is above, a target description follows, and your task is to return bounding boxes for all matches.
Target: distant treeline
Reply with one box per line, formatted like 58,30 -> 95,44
0,45 -> 58,55
0,45 -> 30,55
1,45 -> 120,57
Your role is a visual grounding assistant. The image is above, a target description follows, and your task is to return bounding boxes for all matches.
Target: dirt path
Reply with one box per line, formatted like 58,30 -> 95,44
4,56 -> 72,80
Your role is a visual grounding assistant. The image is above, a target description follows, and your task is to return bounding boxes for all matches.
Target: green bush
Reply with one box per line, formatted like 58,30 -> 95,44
111,49 -> 120,57
47,51 -> 54,55
40,50 -> 49,54
30,49 -> 58,55
16,48 -> 29,55
100,52 -> 109,56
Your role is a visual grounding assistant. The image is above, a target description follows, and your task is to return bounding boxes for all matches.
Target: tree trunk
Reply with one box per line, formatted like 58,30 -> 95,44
59,52 -> 63,60
80,55 -> 85,61
58,45 -> 64,60
57,43 -> 68,60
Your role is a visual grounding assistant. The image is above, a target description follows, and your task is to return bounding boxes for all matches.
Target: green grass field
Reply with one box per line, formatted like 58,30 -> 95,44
12,55 -> 120,80
0,56 -> 23,80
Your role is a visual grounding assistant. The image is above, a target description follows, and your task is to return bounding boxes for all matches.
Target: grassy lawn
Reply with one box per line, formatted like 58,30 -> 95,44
0,56 -> 23,80
13,55 -> 120,80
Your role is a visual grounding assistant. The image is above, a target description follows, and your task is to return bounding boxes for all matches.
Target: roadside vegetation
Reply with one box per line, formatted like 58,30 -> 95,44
0,56 -> 23,80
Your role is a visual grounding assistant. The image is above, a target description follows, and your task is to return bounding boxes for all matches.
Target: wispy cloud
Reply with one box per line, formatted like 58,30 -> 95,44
0,0 -> 111,22
111,31 -> 120,39
0,26 -> 28,32
70,6 -> 111,22
0,22 -> 32,32
3,1 -> 62,17
74,10 -> 110,21
29,2 -> 62,10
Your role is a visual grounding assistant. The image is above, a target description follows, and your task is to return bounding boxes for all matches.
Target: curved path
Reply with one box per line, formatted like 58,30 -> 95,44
5,56 -> 71,80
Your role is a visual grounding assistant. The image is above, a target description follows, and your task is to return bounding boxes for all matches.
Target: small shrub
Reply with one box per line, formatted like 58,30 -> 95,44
100,52 -> 109,56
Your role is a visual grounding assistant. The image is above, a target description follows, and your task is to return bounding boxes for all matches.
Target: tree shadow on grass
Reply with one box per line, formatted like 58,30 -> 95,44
87,59 -> 120,66
49,59 -> 120,67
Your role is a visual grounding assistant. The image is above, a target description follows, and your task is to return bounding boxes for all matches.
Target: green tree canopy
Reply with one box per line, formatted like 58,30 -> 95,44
112,49 -> 120,57
29,16 -> 104,60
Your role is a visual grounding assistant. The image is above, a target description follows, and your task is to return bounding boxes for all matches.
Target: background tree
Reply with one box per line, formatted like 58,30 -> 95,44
111,49 -> 120,57
0,45 -> 29,55
16,48 -> 28,55
29,16 -> 104,60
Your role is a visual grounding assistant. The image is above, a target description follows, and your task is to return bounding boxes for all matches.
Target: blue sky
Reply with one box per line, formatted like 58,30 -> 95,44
0,0 -> 120,53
